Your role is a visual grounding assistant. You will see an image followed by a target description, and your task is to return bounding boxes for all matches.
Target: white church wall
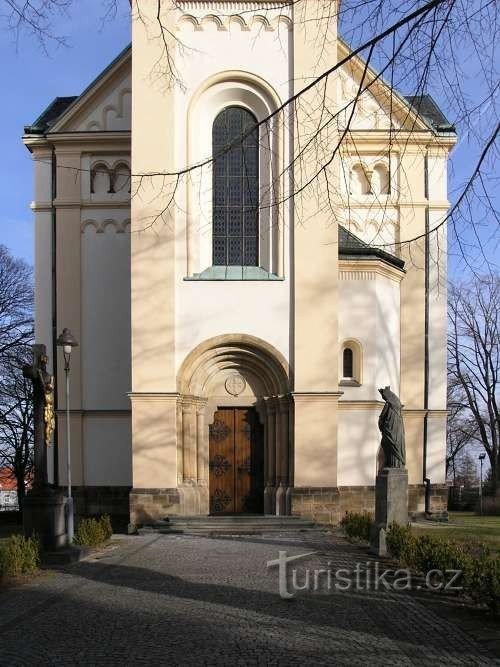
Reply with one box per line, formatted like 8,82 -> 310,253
337,270 -> 400,485
426,413 -> 447,484
33,210 -> 53,354
338,275 -> 377,400
375,274 -> 401,394
67,71 -> 131,132
427,152 -> 448,201
81,220 -> 131,410
173,3 -> 292,370
337,409 -> 379,485
176,280 -> 290,369
32,152 -> 53,358
82,415 -> 132,485
338,271 -> 400,401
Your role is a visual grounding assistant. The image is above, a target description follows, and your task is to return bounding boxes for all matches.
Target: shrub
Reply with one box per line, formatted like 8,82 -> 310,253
386,523 -> 500,612
385,523 -> 415,562
73,515 -> 113,547
340,511 -> 373,541
0,534 -> 40,580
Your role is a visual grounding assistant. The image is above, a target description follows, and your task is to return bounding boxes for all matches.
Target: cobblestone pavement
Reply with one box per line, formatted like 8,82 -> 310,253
0,530 -> 498,666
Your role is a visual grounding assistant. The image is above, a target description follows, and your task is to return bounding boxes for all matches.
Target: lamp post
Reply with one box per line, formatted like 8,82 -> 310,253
56,328 -> 78,542
479,453 -> 486,516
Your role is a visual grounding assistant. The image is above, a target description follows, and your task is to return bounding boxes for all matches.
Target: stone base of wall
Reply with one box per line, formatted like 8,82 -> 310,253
292,483 -> 448,524
129,488 -> 181,525
72,486 -> 131,530
129,485 -> 210,525
89,482 -> 450,527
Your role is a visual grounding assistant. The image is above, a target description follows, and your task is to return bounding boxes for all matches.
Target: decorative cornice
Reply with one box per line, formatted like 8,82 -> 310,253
128,392 -> 180,403
176,9 -> 292,32
56,409 -> 131,416
339,259 -> 404,283
81,218 -> 131,234
47,132 -> 130,145
292,392 -> 343,404
338,400 -> 384,410
403,408 -> 448,417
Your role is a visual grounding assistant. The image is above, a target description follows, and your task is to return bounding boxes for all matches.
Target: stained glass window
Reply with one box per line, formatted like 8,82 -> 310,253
212,107 -> 259,266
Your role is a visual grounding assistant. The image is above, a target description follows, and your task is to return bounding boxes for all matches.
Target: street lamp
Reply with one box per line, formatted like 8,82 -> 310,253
56,328 -> 78,542
479,453 -> 486,516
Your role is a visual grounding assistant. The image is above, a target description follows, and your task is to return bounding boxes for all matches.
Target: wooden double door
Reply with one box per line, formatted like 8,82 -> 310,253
209,407 -> 264,514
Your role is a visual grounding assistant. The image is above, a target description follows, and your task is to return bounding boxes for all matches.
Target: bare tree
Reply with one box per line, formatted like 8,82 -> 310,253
0,353 -> 34,507
446,379 -> 476,483
0,246 -> 34,507
0,245 -> 33,369
448,275 -> 500,495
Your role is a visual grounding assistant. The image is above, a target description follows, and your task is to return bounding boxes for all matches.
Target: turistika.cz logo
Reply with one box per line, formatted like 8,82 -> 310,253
266,551 -> 463,599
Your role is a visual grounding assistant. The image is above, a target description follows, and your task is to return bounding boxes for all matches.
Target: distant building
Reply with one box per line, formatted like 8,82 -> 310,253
0,469 -> 19,510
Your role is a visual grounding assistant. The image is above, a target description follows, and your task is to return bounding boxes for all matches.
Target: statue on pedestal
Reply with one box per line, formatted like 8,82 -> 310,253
371,386 -> 408,556
378,386 -> 406,469
22,344 -> 68,550
23,345 -> 55,490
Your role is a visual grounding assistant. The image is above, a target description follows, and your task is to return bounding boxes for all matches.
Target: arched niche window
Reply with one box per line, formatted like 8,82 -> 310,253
349,164 -> 370,196
112,162 -> 131,194
340,340 -> 362,386
90,162 -> 111,195
212,106 -> 259,266
371,164 -> 390,195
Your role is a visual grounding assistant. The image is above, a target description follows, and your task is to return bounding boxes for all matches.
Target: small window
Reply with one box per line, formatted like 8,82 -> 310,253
340,340 -> 362,386
343,347 -> 354,378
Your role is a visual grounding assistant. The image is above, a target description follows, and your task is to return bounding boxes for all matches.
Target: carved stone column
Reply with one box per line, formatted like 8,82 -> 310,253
176,397 -> 184,485
196,399 -> 208,486
264,398 -> 277,515
276,397 -> 289,516
286,397 -> 294,515
181,398 -> 197,484
195,398 -> 209,515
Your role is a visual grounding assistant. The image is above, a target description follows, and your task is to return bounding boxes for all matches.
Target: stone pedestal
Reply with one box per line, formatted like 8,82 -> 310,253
370,467 -> 408,556
23,487 -> 68,551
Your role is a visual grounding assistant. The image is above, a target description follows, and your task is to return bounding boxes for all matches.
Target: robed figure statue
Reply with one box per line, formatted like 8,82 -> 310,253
378,386 -> 406,468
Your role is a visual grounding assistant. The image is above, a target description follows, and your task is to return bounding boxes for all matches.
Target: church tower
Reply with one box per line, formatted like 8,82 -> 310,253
24,1 -> 455,524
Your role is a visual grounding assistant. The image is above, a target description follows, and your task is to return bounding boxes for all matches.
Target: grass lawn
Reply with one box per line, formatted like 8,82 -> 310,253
412,512 -> 500,556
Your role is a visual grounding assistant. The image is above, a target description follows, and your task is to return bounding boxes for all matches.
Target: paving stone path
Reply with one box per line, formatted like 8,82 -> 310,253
0,530 -> 498,666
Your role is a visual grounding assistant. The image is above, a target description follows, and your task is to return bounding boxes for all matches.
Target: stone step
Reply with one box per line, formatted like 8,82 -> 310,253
139,515 -> 325,535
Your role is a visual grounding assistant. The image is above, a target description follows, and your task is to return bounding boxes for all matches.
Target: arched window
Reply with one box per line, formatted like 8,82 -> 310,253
349,164 -> 370,196
90,162 -> 112,195
343,347 -> 354,378
371,164 -> 390,195
340,340 -> 362,385
112,162 -> 131,194
212,106 -> 259,266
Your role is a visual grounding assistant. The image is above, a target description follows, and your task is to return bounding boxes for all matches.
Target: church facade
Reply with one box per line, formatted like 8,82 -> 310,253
23,2 -> 455,525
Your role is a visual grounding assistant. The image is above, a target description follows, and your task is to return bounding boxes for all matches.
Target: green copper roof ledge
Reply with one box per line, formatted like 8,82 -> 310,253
184,266 -> 283,281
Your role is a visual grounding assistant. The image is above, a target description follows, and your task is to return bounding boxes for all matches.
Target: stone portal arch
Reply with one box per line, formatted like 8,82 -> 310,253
177,334 -> 293,516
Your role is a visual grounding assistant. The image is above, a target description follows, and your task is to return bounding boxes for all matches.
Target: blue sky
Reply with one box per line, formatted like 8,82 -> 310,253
0,2 -> 496,276
0,3 -> 130,263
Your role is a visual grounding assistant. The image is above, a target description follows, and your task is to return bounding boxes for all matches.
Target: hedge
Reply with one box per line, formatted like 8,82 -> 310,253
340,512 -> 500,612
0,534 -> 40,580
73,515 -> 113,547
340,511 -> 373,542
